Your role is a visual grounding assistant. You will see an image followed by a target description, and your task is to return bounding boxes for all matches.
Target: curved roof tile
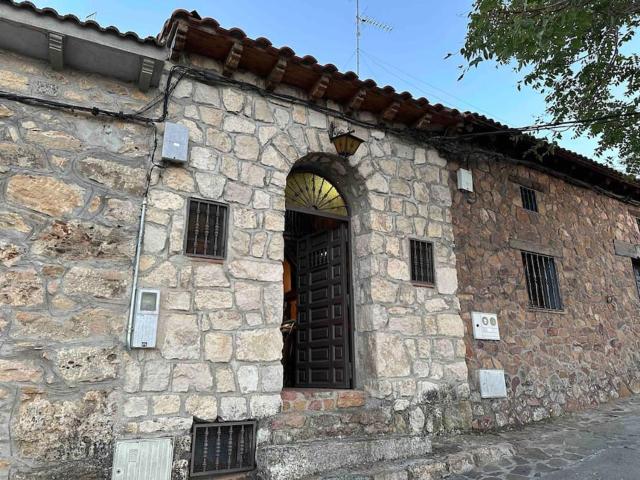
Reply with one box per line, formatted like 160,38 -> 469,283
4,0 -> 163,46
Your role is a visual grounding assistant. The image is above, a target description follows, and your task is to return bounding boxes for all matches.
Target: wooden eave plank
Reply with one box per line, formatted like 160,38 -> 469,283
239,47 -> 277,77
281,63 -> 318,90
185,31 -> 230,60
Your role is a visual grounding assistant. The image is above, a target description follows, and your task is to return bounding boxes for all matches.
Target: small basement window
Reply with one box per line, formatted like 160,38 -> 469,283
190,420 -> 257,477
521,251 -> 563,311
185,198 -> 228,259
633,260 -> 640,299
520,186 -> 538,212
410,239 -> 435,285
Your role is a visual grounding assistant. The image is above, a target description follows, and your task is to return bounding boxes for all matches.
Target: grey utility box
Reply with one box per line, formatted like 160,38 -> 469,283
111,438 -> 173,480
161,122 -> 189,163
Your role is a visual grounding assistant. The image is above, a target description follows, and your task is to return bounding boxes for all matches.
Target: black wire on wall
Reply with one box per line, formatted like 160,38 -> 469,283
1,62 -> 639,200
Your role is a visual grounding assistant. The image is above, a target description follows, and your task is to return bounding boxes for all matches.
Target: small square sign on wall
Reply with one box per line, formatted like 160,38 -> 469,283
471,311 -> 500,340
479,370 -> 507,398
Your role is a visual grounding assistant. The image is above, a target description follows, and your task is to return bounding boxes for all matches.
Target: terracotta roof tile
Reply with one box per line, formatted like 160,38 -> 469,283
3,0 -> 163,46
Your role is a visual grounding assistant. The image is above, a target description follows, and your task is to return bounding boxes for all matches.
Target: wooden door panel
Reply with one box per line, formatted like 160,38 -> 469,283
294,224 -> 351,388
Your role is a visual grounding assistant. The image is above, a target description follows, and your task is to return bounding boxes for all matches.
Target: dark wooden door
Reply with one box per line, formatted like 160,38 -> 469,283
295,224 -> 351,388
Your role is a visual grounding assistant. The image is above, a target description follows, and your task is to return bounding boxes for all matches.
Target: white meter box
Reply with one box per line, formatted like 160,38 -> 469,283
479,369 -> 507,398
131,288 -> 160,348
471,311 -> 500,340
112,438 -> 173,480
457,168 -> 473,192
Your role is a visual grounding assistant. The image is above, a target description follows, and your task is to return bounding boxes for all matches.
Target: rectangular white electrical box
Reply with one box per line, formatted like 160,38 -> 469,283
112,438 -> 173,480
457,168 -> 473,192
471,311 -> 500,340
131,288 -> 160,349
479,370 -> 507,398
161,122 -> 189,163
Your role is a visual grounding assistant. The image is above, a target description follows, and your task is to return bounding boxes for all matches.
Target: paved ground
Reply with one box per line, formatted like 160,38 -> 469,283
448,395 -> 640,480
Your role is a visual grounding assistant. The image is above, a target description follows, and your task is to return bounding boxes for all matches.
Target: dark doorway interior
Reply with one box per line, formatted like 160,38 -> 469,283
282,209 -> 353,389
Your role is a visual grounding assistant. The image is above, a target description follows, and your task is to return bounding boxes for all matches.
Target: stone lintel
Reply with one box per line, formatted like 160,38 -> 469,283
509,239 -> 562,258
613,240 -> 640,259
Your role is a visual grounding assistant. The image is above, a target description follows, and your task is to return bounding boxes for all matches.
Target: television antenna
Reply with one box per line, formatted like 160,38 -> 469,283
355,0 -> 393,76
85,12 -> 97,21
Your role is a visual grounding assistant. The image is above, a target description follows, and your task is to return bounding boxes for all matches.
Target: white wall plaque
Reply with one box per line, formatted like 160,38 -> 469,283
471,311 -> 500,340
479,369 -> 507,398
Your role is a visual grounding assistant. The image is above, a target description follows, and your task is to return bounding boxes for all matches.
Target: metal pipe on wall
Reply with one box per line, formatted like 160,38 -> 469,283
126,197 -> 148,349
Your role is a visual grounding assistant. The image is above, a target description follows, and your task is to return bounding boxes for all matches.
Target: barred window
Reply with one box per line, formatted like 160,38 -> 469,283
410,239 -> 435,285
185,198 -> 228,259
634,260 -> 640,299
520,186 -> 538,212
521,251 -> 563,310
190,421 -> 256,477
636,217 -> 640,233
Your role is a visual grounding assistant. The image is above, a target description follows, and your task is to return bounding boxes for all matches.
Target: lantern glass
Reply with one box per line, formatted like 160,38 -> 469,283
330,132 -> 364,157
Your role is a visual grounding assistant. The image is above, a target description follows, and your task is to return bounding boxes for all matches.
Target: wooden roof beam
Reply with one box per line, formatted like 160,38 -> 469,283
346,88 -> 367,113
381,100 -> 402,122
413,112 -> 433,130
266,56 -> 287,91
169,21 -> 189,62
309,73 -> 331,101
223,40 -> 244,77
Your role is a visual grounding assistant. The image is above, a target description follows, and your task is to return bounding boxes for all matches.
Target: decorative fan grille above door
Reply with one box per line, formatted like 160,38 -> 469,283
285,172 -> 348,217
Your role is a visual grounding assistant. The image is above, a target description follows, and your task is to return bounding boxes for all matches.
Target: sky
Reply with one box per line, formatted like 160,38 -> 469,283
31,0 -> 605,163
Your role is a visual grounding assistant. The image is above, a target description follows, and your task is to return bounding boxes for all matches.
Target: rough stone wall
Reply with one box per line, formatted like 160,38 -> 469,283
0,49 -> 154,478
447,147 -> 640,430
155,53 -> 470,417
0,44 -> 471,478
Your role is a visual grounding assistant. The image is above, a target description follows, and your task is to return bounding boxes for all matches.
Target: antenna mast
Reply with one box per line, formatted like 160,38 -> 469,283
356,0 -> 361,75
354,1 -> 393,76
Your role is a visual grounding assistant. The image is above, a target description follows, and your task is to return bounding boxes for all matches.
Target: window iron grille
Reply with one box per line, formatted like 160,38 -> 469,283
410,239 -> 435,285
521,251 -> 563,311
185,198 -> 228,259
633,260 -> 640,299
190,420 -> 256,477
520,186 -> 539,212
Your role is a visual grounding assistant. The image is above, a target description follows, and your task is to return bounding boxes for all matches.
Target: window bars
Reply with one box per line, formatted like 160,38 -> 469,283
410,239 -> 435,285
185,198 -> 228,259
190,421 -> 257,477
521,251 -> 563,311
520,186 -> 539,212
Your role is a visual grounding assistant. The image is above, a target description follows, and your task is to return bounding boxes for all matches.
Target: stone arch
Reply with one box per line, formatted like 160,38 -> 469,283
288,152 -> 370,217
281,152 -> 372,389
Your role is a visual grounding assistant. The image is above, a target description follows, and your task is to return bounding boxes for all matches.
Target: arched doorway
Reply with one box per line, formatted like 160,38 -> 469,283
281,170 -> 353,389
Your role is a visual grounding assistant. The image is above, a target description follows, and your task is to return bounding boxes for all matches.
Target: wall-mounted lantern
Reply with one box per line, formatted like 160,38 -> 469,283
329,123 -> 364,158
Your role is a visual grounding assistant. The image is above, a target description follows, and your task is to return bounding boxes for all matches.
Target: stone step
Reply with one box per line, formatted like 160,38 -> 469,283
265,405 -> 413,445
280,389 -> 367,413
256,434 -> 432,480
304,438 -> 516,480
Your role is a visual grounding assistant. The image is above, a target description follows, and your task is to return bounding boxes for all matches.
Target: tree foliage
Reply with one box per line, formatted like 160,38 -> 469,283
462,0 -> 640,173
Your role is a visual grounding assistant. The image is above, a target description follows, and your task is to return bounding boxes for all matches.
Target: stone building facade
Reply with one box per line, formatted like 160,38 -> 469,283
0,5 -> 474,479
1,3 -> 640,479
445,145 -> 640,430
